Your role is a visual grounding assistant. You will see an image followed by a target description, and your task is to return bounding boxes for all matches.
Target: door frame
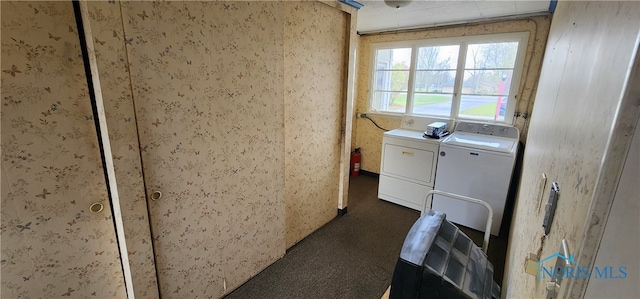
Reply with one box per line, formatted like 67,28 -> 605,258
318,0 -> 359,212
567,35 -> 640,298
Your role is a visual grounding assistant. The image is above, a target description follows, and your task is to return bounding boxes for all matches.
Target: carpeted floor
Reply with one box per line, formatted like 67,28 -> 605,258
224,174 -> 508,299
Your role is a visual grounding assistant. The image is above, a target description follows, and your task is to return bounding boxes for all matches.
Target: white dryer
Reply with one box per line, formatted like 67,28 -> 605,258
432,121 -> 519,236
378,116 -> 448,211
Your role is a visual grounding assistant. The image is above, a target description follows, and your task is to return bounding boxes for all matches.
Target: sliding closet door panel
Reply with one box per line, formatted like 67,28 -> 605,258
85,2 -> 160,297
283,2 -> 348,248
120,2 -> 286,297
1,2 -> 126,298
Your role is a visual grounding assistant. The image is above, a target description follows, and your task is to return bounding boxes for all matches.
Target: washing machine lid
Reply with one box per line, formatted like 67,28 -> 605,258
443,131 -> 517,153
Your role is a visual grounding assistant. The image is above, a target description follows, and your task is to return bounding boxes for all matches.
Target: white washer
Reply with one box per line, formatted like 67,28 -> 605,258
432,121 -> 519,236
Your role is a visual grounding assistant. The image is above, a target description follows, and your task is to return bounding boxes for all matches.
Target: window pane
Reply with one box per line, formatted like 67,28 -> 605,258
462,70 -> 513,96
376,48 -> 412,70
458,94 -> 507,122
372,91 -> 407,113
465,42 -> 518,69
417,45 -> 459,70
414,70 -> 456,93
411,93 -> 453,117
375,70 -> 410,91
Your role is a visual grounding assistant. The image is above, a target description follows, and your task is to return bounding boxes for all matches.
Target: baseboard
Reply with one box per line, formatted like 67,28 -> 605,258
359,170 -> 379,178
337,207 -> 348,217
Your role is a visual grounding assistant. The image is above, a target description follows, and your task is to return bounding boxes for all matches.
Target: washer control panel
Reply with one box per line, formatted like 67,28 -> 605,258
454,121 -> 519,139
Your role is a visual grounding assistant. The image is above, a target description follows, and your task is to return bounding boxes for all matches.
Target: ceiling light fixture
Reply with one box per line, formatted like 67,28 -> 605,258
384,0 -> 412,9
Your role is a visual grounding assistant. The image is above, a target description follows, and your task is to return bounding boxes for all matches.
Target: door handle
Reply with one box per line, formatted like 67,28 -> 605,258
150,191 -> 162,201
402,151 -> 414,157
90,202 -> 104,213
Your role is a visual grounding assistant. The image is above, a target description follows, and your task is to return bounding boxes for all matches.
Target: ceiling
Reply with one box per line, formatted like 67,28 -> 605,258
356,0 -> 551,34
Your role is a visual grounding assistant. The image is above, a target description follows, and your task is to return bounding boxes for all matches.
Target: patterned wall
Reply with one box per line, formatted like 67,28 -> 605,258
352,16 -> 551,173
2,1 -> 351,297
284,2 -> 347,248
1,2 -> 126,297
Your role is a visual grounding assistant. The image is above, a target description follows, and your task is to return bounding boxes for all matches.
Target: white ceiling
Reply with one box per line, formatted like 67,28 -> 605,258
356,0 -> 551,34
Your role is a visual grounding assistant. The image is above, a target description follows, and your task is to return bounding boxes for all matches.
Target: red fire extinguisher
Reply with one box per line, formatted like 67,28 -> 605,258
351,148 -> 361,177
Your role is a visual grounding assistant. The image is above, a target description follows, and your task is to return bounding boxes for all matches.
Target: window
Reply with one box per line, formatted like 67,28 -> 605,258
369,33 -> 528,123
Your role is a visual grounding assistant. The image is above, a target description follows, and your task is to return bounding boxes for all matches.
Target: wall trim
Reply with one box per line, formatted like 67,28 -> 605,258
337,207 -> 348,217
360,170 -> 380,178
317,0 -> 358,211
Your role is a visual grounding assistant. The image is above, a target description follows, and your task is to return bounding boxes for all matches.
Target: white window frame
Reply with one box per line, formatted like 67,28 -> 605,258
368,32 -> 529,124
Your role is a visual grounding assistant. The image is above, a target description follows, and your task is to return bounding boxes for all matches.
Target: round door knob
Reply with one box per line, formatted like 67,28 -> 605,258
90,202 -> 104,213
440,151 -> 446,157
150,191 -> 162,201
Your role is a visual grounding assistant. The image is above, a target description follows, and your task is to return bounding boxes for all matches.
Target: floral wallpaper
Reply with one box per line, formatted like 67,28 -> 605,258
86,2 -> 160,297
283,2 -> 348,248
2,1 -> 352,298
352,16 -> 551,173
1,2 -> 126,298
117,1 -> 287,297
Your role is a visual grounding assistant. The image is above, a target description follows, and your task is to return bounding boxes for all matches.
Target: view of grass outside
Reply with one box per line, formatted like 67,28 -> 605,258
389,93 -> 450,110
460,102 -> 497,117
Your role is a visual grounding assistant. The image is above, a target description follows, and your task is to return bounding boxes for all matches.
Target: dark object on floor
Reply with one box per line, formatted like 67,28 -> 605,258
390,211 -> 500,299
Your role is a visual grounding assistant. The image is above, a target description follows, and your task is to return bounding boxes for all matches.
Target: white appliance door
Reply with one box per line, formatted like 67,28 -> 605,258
432,145 -> 514,235
381,143 -> 436,186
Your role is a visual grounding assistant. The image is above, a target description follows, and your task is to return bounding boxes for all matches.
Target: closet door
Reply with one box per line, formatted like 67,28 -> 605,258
120,2 -> 286,297
283,1 -> 348,248
1,2 -> 126,298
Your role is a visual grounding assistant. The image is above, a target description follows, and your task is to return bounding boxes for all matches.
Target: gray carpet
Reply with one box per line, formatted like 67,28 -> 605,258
224,174 -> 507,299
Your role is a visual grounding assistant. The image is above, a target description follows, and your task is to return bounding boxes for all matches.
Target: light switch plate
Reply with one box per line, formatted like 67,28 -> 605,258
537,173 -> 547,213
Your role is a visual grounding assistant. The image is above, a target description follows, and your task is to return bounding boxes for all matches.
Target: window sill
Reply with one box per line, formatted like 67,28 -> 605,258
362,111 -> 511,126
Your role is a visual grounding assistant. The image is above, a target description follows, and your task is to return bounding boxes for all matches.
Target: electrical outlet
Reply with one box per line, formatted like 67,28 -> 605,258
525,253 -> 540,276
358,113 -> 367,118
